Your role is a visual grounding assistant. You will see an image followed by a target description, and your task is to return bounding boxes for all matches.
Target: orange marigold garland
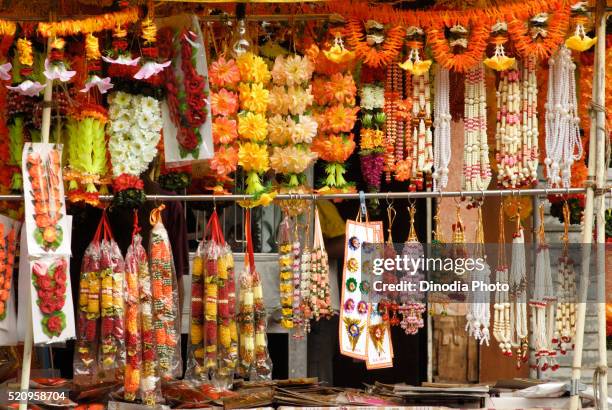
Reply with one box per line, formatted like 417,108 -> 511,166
209,56 -> 240,194
310,41 -> 359,194
426,21 -> 489,73
346,19 -> 404,69
507,6 -> 570,61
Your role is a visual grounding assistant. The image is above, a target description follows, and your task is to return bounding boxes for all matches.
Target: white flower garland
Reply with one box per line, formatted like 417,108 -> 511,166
107,91 -> 162,176
360,84 -> 385,110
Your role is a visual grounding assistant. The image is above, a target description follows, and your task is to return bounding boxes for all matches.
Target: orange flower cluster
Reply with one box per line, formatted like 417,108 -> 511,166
508,5 -> 570,60
312,134 -> 356,164
26,148 -> 63,252
346,19 -> 404,69
38,7 -> 139,37
426,22 -> 489,73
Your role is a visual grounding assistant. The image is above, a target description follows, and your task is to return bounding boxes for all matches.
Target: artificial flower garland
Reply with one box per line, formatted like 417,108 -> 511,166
107,91 -> 162,207
359,68 -> 386,193
408,70 -> 433,190
268,53 -> 317,214
426,22 -> 488,73
32,258 -> 68,338
166,30 -> 208,158
209,56 -> 240,194
0,223 -> 15,321
310,41 -> 359,193
236,52 -> 271,198
507,7 -> 570,61
346,19 -> 404,69
26,147 -> 64,251
37,7 -> 138,37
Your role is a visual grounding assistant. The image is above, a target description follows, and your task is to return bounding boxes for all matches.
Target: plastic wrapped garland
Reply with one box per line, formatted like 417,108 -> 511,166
238,210 -> 272,380
186,210 -> 238,388
278,215 -> 294,329
124,213 -> 161,406
74,212 -> 126,384
74,234 -> 101,384
148,205 -> 182,379
98,240 -> 125,380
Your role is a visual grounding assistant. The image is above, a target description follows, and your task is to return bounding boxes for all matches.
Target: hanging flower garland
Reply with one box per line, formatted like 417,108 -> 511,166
483,22 -> 516,72
236,52 -> 272,200
565,3 -> 596,52
269,54 -> 317,215
0,223 -> 15,321
310,38 -> 359,194
359,66 -> 386,193
37,7 -> 138,38
149,206 -> 181,379
432,65 -> 451,191
107,91 -> 162,207
507,8 -> 570,61
64,105 -> 108,206
408,69 -> 433,190
165,30 -> 208,158
208,56 -> 240,194
346,19 -> 404,69
426,21 -> 488,73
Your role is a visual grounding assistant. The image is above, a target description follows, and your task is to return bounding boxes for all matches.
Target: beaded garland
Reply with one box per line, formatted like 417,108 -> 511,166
409,72 -> 433,191
462,63 -> 491,192
544,44 -> 582,188
432,65 -> 451,191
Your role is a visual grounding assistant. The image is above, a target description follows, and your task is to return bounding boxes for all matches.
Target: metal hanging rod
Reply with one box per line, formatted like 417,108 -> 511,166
0,187 -> 590,202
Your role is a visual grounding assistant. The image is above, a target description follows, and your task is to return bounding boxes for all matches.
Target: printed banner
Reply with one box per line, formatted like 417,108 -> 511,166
338,220 -> 383,359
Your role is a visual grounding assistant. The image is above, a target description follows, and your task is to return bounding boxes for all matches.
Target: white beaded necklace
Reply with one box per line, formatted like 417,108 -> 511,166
521,56 -> 539,184
411,73 -> 433,188
463,63 -> 491,191
510,220 -> 529,366
493,206 -> 512,356
495,68 -> 522,187
433,65 -> 451,192
544,44 -> 582,188
530,205 -> 557,371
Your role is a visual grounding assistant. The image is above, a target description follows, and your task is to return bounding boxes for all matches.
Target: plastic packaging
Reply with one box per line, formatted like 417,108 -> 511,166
186,210 -> 237,388
148,205 -> 182,380
124,211 -> 161,406
238,210 -> 272,380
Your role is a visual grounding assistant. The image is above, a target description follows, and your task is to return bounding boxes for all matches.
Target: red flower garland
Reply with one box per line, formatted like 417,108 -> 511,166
32,258 -> 67,337
165,30 -> 208,157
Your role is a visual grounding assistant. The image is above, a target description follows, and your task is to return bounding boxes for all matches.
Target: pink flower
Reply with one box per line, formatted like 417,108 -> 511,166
7,80 -> 46,97
43,59 -> 76,82
0,62 -> 11,81
134,60 -> 171,80
102,55 -> 141,66
80,75 -> 114,94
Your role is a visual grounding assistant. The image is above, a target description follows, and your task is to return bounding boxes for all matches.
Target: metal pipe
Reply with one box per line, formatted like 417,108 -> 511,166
0,187 -> 586,203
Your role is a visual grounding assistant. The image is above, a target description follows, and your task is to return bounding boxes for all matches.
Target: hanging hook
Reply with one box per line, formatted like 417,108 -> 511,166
386,191 -> 394,207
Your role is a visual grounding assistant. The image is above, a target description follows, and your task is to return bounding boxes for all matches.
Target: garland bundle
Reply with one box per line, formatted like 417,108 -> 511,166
149,206 -> 182,379
32,257 -> 68,338
237,210 -> 272,380
124,213 -> 161,405
359,68 -> 386,193
0,223 -> 16,321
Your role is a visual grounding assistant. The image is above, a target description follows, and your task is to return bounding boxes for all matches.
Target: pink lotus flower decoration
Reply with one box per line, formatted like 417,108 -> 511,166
7,80 -> 46,97
43,59 -> 76,82
80,75 -> 113,94
134,60 -> 171,80
102,55 -> 141,66
0,62 -> 12,81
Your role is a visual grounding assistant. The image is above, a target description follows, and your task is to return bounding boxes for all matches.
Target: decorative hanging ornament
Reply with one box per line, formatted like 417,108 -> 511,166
346,19 -> 404,69
530,204 -> 558,371
462,62 -> 491,192
432,65 -> 451,191
427,21 -> 488,73
565,2 -> 596,52
408,70 -> 433,191
484,22 -> 516,72
493,205 -> 512,356
399,27 -> 432,76
510,211 -> 529,368
323,33 -> 356,64
544,44 -> 582,188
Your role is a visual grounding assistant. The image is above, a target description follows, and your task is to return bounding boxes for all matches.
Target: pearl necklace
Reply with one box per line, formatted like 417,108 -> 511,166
410,72 -> 433,190
462,63 -> 491,191
432,65 -> 451,192
544,44 -> 582,188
